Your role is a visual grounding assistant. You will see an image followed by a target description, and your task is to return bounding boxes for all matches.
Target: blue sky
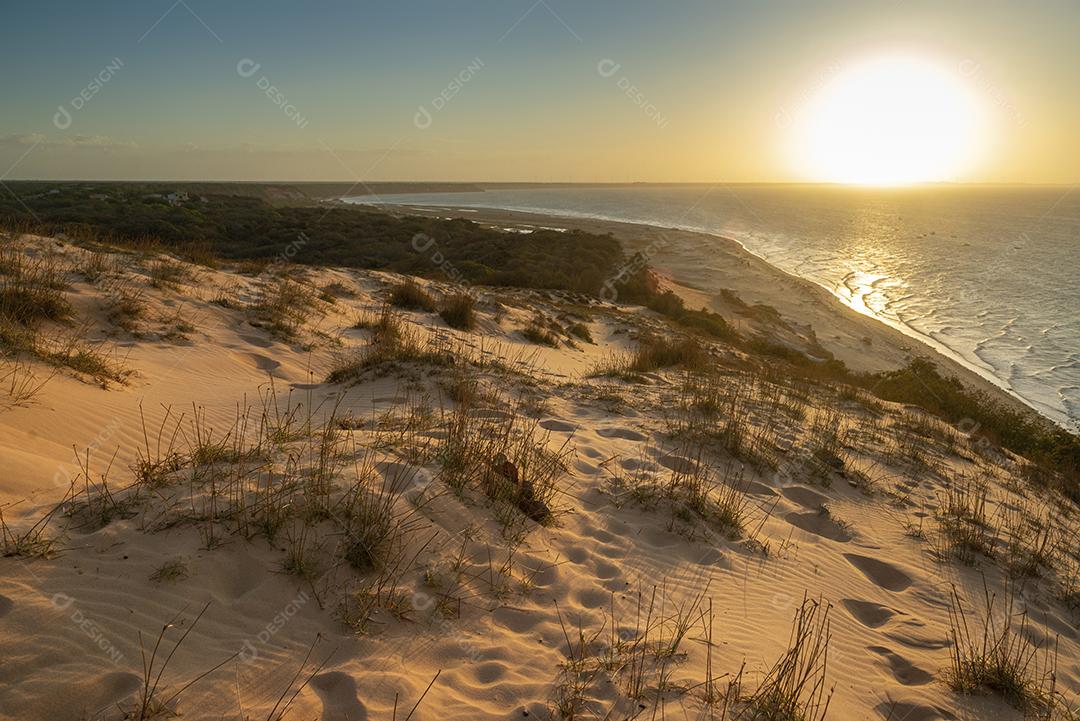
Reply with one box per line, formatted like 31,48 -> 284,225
1,0 -> 1077,181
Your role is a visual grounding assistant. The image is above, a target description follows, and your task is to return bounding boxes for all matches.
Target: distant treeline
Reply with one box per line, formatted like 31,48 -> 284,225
0,180 -> 484,204
0,183 -> 631,296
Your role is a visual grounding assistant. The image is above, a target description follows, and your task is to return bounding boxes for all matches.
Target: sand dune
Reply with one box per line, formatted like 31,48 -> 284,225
1,233 -> 1078,720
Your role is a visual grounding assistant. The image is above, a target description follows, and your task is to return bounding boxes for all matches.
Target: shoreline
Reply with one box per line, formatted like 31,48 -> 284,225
354,199 -> 1060,431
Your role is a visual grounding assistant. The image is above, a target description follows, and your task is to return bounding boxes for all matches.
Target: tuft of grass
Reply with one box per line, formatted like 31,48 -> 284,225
438,292 -> 476,331
80,249 -> 119,284
45,328 -> 131,385
1,355 -> 54,408
932,474 -> 997,565
253,277 -> 319,340
566,321 -> 593,343
593,335 -> 710,379
340,461 -> 428,573
1,499 -> 66,558
131,603 -> 236,720
329,308 -> 459,383
149,559 -> 189,583
105,281 -> 148,334
522,320 -> 560,347
388,279 -> 436,311
0,248 -> 72,346
739,596 -> 833,721
945,584 -> 1060,716
146,258 -> 193,289
283,524 -> 319,579
438,397 -> 571,526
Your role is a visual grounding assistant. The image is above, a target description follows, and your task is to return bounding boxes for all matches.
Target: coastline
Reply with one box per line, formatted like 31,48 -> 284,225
364,200 -> 1056,430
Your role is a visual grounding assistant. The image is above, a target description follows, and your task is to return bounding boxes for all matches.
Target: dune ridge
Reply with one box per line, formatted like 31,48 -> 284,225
1,232 -> 1079,720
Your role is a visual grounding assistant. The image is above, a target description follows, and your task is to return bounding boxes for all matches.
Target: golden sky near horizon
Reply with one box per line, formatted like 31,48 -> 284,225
1,1 -> 1077,184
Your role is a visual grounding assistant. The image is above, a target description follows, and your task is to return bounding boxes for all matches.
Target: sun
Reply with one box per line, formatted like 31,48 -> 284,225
787,54 -> 987,185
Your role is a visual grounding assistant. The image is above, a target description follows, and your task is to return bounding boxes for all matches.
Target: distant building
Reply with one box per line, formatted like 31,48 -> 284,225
165,191 -> 189,206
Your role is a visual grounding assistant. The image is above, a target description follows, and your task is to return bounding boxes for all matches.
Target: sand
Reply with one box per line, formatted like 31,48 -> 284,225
390,205 -> 1046,421
1,231 -> 1077,720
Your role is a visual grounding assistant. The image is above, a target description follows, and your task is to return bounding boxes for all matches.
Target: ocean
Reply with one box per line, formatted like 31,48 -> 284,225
344,185 -> 1080,429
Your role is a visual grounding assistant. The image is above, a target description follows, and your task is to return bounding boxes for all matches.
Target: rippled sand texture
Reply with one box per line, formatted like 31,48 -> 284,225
1,233 -> 1078,720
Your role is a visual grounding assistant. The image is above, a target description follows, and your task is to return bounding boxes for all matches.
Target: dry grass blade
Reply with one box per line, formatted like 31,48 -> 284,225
395,669 -> 442,721
262,634 -> 329,721
135,602 -> 237,719
945,582 -> 1060,716
0,354 -> 54,408
738,595 -> 832,721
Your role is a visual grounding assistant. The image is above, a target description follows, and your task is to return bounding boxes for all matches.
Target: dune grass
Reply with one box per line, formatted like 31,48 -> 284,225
945,584 -> 1061,716
388,279 -> 436,311
438,292 -> 476,331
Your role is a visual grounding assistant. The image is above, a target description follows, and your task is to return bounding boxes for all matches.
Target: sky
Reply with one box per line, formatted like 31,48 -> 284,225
1,0 -> 1077,183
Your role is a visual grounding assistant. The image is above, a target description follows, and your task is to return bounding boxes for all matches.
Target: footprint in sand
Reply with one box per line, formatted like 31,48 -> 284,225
472,661 -> 507,685
745,481 -> 777,497
238,333 -> 275,349
843,553 -> 912,592
79,671 -> 142,717
594,560 -> 620,580
619,457 -> 658,472
780,485 -> 828,509
574,459 -> 598,475
842,599 -> 898,628
874,699 -> 949,721
310,672 -> 368,721
564,546 -> 589,564
234,351 -> 281,374
493,606 -> 544,634
657,454 -> 698,475
0,593 -> 13,618
784,511 -> 852,542
868,646 -> 933,686
540,419 -> 577,432
596,427 -> 647,442
575,587 -> 610,609
375,461 -> 420,488
883,622 -> 951,650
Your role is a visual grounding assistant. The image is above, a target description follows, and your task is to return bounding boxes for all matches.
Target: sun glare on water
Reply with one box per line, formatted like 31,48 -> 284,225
788,55 -> 987,186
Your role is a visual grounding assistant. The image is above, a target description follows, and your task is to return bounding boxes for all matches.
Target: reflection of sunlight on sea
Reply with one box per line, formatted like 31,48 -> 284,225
837,270 -> 899,318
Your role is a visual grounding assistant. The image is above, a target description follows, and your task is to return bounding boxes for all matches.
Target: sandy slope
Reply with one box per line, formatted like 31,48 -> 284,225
396,206 -> 1044,422
1,234 -> 1078,721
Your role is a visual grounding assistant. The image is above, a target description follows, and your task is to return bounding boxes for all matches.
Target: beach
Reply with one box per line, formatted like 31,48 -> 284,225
1,227 -> 1077,720
376,202 -> 1047,425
